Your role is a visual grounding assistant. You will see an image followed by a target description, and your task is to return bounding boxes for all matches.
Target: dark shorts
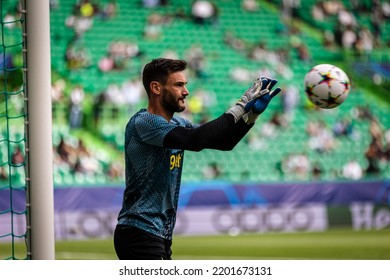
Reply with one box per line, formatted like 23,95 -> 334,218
114,225 -> 172,260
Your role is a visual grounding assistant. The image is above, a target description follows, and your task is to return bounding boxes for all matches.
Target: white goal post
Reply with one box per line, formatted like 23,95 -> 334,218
23,0 -> 55,260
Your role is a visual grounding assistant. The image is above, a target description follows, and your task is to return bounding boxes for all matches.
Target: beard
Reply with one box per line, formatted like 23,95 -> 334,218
161,88 -> 185,113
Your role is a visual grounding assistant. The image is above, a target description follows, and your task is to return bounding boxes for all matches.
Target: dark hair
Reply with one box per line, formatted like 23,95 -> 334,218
142,58 -> 187,95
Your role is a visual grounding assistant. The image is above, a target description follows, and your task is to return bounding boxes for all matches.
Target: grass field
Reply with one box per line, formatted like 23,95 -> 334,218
1,228 -> 390,260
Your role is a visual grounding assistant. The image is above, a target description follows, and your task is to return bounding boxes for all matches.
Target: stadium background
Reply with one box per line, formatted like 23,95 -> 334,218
1,0 -> 390,259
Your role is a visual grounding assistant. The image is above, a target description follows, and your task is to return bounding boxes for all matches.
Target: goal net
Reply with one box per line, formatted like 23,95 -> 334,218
0,0 -> 28,260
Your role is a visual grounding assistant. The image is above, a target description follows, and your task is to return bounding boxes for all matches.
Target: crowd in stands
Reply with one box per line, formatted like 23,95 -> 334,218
308,0 -> 390,53
1,0 -> 390,185
47,0 -> 390,183
53,134 -> 124,183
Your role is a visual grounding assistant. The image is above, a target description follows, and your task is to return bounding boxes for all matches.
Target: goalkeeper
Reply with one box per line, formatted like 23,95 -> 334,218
114,58 -> 281,260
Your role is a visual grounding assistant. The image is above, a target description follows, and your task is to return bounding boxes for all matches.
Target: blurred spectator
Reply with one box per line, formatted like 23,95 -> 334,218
107,161 -> 125,180
142,0 -> 168,8
385,129 -> 390,146
122,78 -> 144,108
197,111 -> 212,125
185,44 -> 210,79
161,48 -> 180,59
76,139 -> 89,156
65,38 -> 92,70
51,79 -> 67,120
104,84 -> 123,119
252,112 -> 287,141
9,88 -> 24,115
53,134 -> 125,182
51,79 -> 66,103
306,120 -> 336,153
69,85 -> 85,128
383,140 -> 390,162
202,162 -> 222,180
191,0 -> 218,25
92,91 -> 107,129
187,95 -> 204,120
322,0 -> 344,16
384,129 -> 390,162
311,162 -> 323,180
370,2 -> 384,47
0,167 -> 8,181
296,43 -> 311,63
186,87 -> 215,123
56,136 -> 74,164
337,8 -> 357,28
50,0 -> 60,10
100,1 -> 117,20
248,41 -> 269,61
269,111 -> 288,130
224,31 -> 247,53
111,40 -> 142,68
143,13 -> 164,40
323,30 -> 336,49
105,83 -> 123,104
0,54 -> 14,76
98,56 -> 115,72
280,85 -> 300,123
99,40 -> 143,72
3,13 -> 17,29
247,129 -> 267,151
192,87 -> 217,110
259,120 -> 278,139
11,146 -> 24,165
282,152 -> 311,180
73,140 -> 100,175
311,1 -> 325,22
355,27 -> 374,57
281,0 -> 301,22
65,13 -> 94,36
365,138 -> 383,176
143,0 -> 159,8
383,1 -> 390,18
229,67 -> 253,83
119,40 -> 141,58
341,159 -> 363,180
80,2 -> 95,17
332,117 -> 358,140
341,24 -> 357,50
241,0 -> 259,12
351,105 -> 373,121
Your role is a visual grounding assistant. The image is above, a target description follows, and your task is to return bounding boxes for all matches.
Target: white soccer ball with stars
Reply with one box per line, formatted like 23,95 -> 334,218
304,64 -> 351,109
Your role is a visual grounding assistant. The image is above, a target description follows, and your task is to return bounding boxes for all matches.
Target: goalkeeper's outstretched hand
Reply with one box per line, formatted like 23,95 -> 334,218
243,78 -> 281,124
227,76 -> 272,122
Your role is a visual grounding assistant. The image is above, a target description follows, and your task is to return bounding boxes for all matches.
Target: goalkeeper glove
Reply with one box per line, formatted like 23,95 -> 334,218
242,79 -> 281,124
226,76 -> 271,122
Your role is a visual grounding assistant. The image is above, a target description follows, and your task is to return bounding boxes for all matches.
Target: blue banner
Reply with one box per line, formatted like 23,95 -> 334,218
1,180 -> 389,212
178,180 -> 390,207
1,181 -> 389,239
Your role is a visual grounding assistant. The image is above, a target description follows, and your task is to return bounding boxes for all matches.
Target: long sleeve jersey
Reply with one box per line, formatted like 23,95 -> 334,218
117,108 -> 252,239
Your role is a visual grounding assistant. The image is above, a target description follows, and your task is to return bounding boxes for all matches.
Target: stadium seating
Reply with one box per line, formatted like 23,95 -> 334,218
44,0 -> 390,185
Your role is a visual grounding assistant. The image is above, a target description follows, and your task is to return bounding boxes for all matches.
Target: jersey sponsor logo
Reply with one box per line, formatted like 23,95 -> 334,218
169,152 -> 183,170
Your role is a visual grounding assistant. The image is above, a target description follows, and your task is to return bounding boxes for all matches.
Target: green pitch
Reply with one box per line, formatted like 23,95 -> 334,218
1,228 -> 390,260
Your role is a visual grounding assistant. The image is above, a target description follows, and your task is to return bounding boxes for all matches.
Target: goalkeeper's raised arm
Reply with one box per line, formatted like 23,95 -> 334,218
164,73 -> 281,152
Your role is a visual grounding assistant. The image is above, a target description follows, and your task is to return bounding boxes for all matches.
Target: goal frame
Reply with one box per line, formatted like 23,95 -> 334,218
22,0 -> 55,260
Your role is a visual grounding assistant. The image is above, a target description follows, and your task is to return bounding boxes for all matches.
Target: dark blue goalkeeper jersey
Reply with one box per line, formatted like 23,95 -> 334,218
117,109 -> 197,240
117,108 -> 253,240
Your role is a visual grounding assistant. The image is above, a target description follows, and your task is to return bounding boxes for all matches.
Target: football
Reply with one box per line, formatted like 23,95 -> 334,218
304,64 -> 351,109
